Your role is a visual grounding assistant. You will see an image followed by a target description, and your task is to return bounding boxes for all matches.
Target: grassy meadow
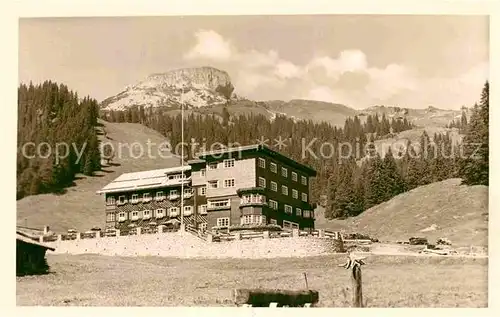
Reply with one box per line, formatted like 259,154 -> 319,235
16,253 -> 487,307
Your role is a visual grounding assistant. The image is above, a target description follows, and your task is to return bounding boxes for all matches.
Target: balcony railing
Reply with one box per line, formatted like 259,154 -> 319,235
169,194 -> 179,200
207,204 -> 231,211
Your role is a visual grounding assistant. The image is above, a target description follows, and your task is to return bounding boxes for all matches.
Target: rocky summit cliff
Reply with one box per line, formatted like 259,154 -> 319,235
101,67 -> 234,110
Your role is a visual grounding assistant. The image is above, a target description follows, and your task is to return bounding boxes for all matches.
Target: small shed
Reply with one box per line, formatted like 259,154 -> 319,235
16,231 -> 55,276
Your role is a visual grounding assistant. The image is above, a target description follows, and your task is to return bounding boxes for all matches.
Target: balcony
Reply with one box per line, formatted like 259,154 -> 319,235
183,192 -> 193,199
154,196 -> 165,202
240,194 -> 267,207
169,194 -> 179,200
105,205 -> 116,211
206,204 -> 231,211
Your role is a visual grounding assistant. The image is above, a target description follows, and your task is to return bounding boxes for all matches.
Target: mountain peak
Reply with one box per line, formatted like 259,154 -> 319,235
101,66 -> 233,110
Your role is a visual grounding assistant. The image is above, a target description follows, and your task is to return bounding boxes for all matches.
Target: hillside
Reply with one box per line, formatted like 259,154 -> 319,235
16,120 -> 181,233
315,178 -> 488,246
360,105 -> 465,128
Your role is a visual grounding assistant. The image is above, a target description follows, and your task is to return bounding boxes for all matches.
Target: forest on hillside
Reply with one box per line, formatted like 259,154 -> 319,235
102,82 -> 488,219
79,82 -> 481,219
17,81 -> 101,200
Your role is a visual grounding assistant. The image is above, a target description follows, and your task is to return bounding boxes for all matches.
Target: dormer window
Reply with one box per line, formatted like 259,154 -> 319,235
131,194 -> 139,204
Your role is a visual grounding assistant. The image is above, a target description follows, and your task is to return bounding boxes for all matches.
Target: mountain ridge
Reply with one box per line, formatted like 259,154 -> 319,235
100,66 -> 466,128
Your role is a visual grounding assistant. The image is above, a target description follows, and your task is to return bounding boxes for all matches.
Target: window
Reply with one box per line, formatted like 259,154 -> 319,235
208,163 -> 218,170
282,185 -> 288,196
292,189 -> 298,199
106,196 -> 115,205
200,223 -> 207,231
208,180 -> 219,189
200,169 -> 206,177
270,218 -> 278,225
155,208 -> 166,218
303,210 -> 310,218
208,199 -> 231,209
198,204 -> 207,215
217,217 -> 230,227
224,159 -> 235,168
170,189 -> 179,196
184,188 -> 192,196
199,186 -> 207,196
270,181 -> 277,192
302,193 -> 308,202
143,193 -> 151,202
270,162 -> 277,173
301,176 -> 307,185
183,205 -> 193,216
156,191 -> 165,200
283,220 -> 299,229
224,178 -> 235,188
118,195 -> 126,204
169,207 -> 179,216
241,194 -> 265,205
269,200 -> 278,210
284,205 -> 293,214
118,212 -> 127,222
241,215 -> 265,225
258,177 -> 266,188
296,208 -> 302,217
258,158 -> 266,168
106,212 -> 115,222
131,194 -> 139,203
281,167 -> 288,177
143,210 -> 151,219
292,172 -> 298,182
131,211 -> 139,220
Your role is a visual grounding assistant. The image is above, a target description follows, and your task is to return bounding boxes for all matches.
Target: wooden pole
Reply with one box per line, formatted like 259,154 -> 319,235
339,253 -> 366,308
303,272 -> 309,289
351,262 -> 363,307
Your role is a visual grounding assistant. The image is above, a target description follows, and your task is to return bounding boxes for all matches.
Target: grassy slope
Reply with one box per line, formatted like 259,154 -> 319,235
16,120 -> 180,233
315,178 -> 488,246
16,254 -> 487,307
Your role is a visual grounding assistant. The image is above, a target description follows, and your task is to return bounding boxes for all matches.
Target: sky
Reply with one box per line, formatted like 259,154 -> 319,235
19,15 -> 489,109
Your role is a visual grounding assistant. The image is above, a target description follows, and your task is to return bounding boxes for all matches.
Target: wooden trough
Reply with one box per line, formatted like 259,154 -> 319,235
234,288 -> 319,307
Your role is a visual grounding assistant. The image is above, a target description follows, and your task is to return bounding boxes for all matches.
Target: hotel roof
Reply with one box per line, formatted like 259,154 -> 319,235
197,144 -> 317,176
96,166 -> 191,194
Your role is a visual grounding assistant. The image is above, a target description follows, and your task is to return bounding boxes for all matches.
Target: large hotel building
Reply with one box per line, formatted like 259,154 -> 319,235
97,145 -> 317,232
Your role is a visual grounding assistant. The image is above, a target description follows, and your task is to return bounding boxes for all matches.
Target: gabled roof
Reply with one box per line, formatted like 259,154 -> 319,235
96,166 -> 191,194
197,144 -> 317,176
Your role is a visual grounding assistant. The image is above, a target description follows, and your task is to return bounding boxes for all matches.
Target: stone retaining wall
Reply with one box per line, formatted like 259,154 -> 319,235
46,231 -> 344,259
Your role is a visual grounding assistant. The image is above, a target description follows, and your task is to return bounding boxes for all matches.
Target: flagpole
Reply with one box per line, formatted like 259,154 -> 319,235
180,86 -> 184,231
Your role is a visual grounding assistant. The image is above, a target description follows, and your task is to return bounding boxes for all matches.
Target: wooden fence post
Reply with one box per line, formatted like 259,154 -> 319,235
339,253 -> 366,308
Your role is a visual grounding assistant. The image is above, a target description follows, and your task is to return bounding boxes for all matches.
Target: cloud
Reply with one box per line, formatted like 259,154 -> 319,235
184,30 -> 489,109
184,30 -> 234,61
